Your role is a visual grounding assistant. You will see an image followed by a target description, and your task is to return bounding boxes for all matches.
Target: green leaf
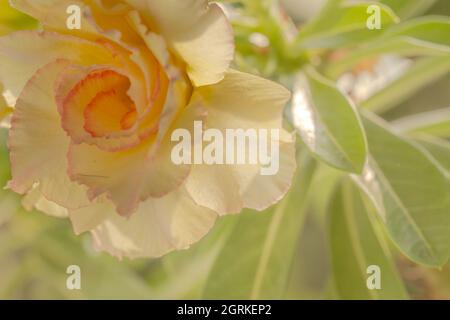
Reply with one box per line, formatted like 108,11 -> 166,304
380,0 -> 438,19
325,17 -> 450,78
354,114 -> 450,267
414,135 -> 450,174
292,68 -> 367,173
0,2 -> 38,35
382,16 -> 450,47
202,152 -> 317,299
360,56 -> 450,112
295,0 -> 343,38
0,128 -> 20,227
0,128 -> 10,186
297,1 -> 399,49
329,179 -> 408,300
308,164 -> 343,223
150,217 -> 238,299
392,107 -> 450,138
325,39 -> 449,79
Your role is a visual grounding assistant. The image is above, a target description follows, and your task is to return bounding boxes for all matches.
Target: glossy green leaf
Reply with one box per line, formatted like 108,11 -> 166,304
202,152 -> 316,299
329,180 -> 408,300
354,114 -> 450,267
360,56 -> 450,112
297,1 -> 398,49
292,69 -> 367,173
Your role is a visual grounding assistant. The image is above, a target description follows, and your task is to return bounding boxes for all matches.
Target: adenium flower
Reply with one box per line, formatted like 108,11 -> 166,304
0,0 -> 296,258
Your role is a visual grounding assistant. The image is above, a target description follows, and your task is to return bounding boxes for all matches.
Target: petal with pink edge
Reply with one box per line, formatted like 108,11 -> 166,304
8,60 -> 91,210
68,99 -> 206,216
0,31 -> 120,104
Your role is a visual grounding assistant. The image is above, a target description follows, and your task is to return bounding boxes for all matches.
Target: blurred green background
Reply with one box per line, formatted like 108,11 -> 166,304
1,0 -> 450,299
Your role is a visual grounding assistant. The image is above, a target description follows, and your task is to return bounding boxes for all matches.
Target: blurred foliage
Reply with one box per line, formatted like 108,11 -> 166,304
1,0 -> 450,300
0,0 -> 37,35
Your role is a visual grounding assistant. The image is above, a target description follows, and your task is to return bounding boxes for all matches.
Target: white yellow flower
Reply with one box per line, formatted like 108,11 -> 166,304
0,0 -> 296,258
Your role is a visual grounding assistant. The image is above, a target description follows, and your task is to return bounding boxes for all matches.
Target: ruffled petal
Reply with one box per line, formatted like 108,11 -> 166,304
90,189 -> 217,259
68,99 -> 206,216
57,66 -> 143,151
185,70 -> 296,214
229,140 -> 296,211
126,0 -> 234,86
11,1 -> 169,106
7,60 -> 91,209
127,10 -> 170,68
22,185 -> 69,218
68,197 -> 111,235
0,31 -> 119,105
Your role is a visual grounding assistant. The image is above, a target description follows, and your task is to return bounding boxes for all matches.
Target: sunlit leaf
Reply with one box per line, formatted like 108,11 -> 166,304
292,68 -> 367,173
354,114 -> 450,267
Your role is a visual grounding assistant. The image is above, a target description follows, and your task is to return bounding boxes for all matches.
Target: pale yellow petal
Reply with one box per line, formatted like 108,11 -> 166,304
90,190 -> 217,259
68,198 -> 111,235
68,100 -> 206,216
22,186 -> 69,218
126,0 -> 234,86
231,140 -> 297,210
184,164 -> 243,215
10,0 -> 98,34
197,69 -> 291,131
172,3 -> 234,87
127,10 -> 169,68
185,70 -> 296,214
0,31 -> 119,106
8,60 -> 90,209
10,2 -> 156,112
